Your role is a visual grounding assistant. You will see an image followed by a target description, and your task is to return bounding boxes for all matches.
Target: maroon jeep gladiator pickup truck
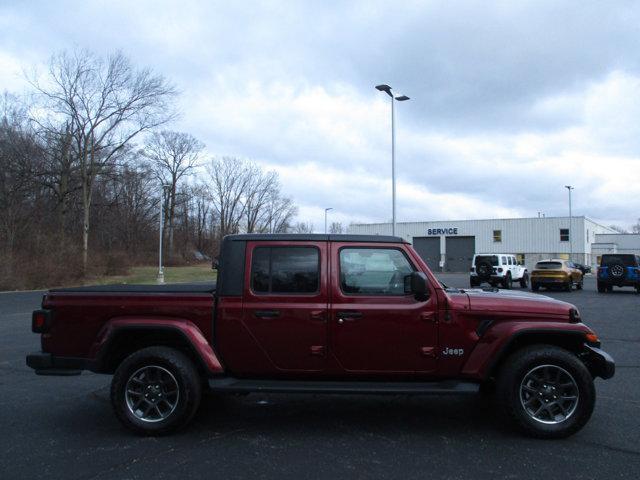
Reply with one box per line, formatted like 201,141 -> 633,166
27,234 -> 614,438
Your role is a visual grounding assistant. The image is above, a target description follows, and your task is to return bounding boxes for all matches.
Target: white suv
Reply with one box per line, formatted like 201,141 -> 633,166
470,254 -> 529,289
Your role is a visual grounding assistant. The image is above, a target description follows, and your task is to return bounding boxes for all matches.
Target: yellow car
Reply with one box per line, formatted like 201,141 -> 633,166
531,259 -> 583,292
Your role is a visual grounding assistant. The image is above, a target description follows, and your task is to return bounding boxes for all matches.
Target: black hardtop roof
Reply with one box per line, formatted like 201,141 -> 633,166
223,234 -> 407,244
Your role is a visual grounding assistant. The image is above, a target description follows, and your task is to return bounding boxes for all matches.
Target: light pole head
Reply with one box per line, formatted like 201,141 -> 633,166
325,207 -> 333,213
395,95 -> 410,101
375,84 -> 393,97
564,185 -> 573,190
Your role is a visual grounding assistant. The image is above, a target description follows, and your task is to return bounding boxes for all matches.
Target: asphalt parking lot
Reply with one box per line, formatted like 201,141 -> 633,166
1,274 -> 639,479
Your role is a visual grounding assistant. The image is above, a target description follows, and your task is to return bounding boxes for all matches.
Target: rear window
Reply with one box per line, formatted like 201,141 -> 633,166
601,255 -> 638,267
251,246 -> 320,294
475,255 -> 499,267
535,261 -> 562,270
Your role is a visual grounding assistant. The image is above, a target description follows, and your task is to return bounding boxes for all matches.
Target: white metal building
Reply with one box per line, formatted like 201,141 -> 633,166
348,216 -> 623,272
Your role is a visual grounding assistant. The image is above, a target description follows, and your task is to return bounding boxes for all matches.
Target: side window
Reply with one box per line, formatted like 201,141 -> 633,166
340,248 -> 415,295
250,247 -> 319,294
508,257 -> 513,266
501,256 -> 507,265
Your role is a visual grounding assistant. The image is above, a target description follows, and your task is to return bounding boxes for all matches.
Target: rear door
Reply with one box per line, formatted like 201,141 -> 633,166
328,242 -> 438,374
241,241 -> 328,372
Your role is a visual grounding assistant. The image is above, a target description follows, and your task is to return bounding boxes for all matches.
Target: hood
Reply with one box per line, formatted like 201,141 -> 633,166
457,288 -> 574,317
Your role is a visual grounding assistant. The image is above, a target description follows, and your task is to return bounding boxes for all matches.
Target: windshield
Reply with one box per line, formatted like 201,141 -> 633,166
535,261 -> 562,270
475,255 -> 499,267
601,255 -> 638,267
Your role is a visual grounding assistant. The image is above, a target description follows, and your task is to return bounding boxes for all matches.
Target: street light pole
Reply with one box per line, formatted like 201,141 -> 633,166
157,185 -> 170,284
565,185 -> 574,262
324,207 -> 333,234
376,84 -> 410,237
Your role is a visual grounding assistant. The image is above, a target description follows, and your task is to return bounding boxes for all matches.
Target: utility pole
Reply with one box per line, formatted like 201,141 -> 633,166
324,207 -> 333,234
565,185 -> 574,262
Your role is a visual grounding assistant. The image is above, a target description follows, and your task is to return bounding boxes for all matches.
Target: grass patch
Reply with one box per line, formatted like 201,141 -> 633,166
91,263 -> 217,285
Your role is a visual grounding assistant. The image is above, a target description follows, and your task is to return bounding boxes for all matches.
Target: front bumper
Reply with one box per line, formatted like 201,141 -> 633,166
26,352 -> 86,376
583,345 -> 615,380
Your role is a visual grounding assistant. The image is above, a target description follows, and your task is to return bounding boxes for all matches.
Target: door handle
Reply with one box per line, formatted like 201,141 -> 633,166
254,310 -> 280,319
336,311 -> 362,323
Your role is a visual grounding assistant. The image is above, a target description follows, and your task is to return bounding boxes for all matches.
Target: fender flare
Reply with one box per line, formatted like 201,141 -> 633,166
462,326 -> 589,380
89,317 -> 224,375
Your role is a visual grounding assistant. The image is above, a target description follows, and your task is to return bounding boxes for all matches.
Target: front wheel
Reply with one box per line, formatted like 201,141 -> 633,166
111,346 -> 202,435
519,273 -> 529,289
496,345 -> 595,439
502,273 -> 513,289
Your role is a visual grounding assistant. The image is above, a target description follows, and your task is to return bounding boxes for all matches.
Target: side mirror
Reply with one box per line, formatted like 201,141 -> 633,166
404,271 -> 429,297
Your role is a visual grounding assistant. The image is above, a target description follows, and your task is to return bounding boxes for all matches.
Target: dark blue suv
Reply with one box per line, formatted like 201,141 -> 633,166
597,254 -> 640,293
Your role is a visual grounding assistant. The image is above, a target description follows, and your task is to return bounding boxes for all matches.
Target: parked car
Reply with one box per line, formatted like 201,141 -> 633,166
27,234 -> 614,438
573,263 -> 591,275
597,254 -> 640,293
531,259 -> 583,292
470,254 -> 529,289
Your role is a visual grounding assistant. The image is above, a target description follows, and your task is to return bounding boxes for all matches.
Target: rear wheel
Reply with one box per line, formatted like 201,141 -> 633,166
111,346 -> 202,435
496,345 -> 595,439
565,280 -> 572,292
519,273 -> 529,289
576,279 -> 583,290
502,273 -> 513,289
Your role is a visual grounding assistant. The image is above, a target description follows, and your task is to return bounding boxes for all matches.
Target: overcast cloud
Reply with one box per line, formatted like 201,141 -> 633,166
1,0 -> 639,229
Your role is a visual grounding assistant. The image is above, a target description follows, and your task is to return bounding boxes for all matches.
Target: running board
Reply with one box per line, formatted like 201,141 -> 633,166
208,378 -> 480,395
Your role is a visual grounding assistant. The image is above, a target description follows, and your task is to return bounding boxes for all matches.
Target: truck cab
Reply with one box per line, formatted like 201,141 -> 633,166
27,234 -> 614,438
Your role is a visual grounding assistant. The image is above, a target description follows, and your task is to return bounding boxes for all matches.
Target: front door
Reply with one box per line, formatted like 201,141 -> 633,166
242,241 -> 328,372
329,243 -> 438,374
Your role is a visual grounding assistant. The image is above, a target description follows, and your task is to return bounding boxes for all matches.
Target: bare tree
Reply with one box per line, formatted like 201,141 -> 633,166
143,130 -> 204,258
265,194 -> 297,233
207,157 -> 252,243
29,49 -> 176,270
329,222 -> 343,234
608,225 -> 628,234
292,221 -> 314,234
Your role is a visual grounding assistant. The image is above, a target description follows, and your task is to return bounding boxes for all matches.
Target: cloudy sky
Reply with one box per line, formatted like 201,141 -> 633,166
1,0 -> 639,230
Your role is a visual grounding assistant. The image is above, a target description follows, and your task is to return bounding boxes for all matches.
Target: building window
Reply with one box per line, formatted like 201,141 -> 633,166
516,254 -> 525,266
560,228 -> 570,242
493,230 -> 502,242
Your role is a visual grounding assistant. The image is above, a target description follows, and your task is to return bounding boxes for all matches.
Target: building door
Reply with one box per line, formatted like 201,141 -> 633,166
445,236 -> 476,272
413,237 -> 441,271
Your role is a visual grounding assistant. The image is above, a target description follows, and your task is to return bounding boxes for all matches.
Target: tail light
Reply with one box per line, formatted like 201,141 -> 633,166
32,309 -> 52,333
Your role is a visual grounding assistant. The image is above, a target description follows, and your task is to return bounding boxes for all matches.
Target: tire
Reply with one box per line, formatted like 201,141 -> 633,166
531,283 -> 539,292
576,279 -> 583,290
519,273 -> 529,289
111,346 -> 202,435
597,282 -> 605,293
606,285 -> 613,293
502,273 -> 512,290
496,345 -> 595,439
470,277 -> 479,288
609,262 -> 626,280
565,280 -> 572,292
